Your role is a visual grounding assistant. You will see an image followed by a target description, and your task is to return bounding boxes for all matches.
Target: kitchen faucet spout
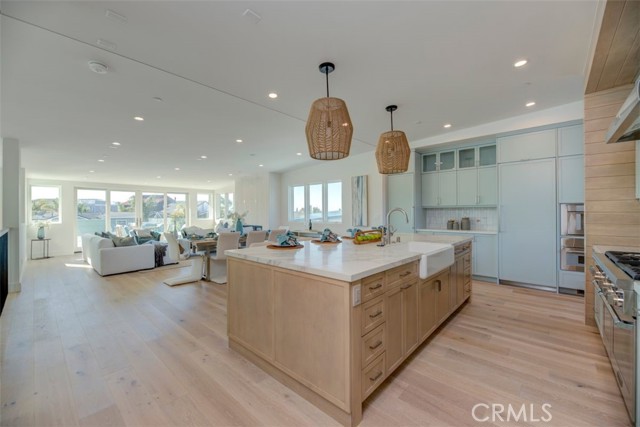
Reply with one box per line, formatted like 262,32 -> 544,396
379,207 -> 409,246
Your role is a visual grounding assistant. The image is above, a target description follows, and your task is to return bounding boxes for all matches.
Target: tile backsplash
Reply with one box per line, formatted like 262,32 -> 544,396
424,207 -> 498,231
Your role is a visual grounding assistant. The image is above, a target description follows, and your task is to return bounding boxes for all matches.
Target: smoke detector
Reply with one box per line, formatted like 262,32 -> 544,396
88,61 -> 108,74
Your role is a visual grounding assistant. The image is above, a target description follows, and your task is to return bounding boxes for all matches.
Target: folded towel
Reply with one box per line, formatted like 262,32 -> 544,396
276,231 -> 299,246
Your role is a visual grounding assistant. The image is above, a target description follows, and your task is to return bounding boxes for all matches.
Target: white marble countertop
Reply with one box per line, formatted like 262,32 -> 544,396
226,235 -> 472,282
415,229 -> 498,235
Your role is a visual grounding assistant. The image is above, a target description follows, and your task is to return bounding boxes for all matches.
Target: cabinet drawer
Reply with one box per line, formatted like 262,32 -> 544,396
362,273 -> 385,303
361,353 -> 385,400
361,323 -> 385,367
454,242 -> 471,255
362,296 -> 385,336
386,262 -> 417,288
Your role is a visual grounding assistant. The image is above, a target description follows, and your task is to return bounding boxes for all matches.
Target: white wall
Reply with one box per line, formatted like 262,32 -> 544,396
234,172 -> 280,230
26,178 -> 220,256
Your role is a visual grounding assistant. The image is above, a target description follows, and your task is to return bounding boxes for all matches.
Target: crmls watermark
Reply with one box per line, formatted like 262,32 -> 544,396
471,403 -> 553,423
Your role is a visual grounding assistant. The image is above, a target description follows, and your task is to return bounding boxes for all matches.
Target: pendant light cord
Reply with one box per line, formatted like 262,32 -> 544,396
325,68 -> 330,98
390,110 -> 394,131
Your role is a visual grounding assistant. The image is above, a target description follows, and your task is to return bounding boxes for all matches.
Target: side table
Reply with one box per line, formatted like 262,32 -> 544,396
31,238 -> 51,260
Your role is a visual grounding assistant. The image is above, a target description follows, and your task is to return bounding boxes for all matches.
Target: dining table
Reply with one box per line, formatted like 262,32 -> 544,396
189,235 -> 247,280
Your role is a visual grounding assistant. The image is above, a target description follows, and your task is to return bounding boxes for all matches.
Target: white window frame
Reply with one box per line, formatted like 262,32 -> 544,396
196,193 -> 213,219
287,180 -> 343,224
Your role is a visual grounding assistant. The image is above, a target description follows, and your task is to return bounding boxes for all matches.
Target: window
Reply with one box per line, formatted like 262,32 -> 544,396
110,191 -> 135,233
309,184 -> 323,221
76,189 -> 106,245
142,192 -> 165,232
289,185 -> 305,222
197,193 -> 212,219
216,192 -> 234,221
31,185 -> 61,223
288,181 -> 342,224
167,193 -> 188,233
326,181 -> 342,223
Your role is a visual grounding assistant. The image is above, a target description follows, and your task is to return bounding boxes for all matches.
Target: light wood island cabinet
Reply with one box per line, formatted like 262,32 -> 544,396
227,239 -> 471,426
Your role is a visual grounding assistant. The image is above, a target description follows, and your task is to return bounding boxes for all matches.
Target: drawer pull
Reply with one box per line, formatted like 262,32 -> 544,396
400,271 -> 411,277
369,371 -> 383,382
400,283 -> 413,289
435,280 -> 441,292
369,340 -> 383,350
369,283 -> 382,290
369,310 -> 383,318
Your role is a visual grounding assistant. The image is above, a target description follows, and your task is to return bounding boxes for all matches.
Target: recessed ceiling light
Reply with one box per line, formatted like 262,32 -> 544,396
207,180 -> 211,183
88,61 -> 108,74
156,176 -> 161,179
228,173 -> 233,176
111,141 -> 120,146
98,159 -> 105,162
526,101 -> 536,107
259,164 -> 264,167
514,59 -> 528,68
268,92 -> 278,99
89,170 -> 95,173
296,152 -> 302,156
200,155 -> 207,159
443,123 -> 452,128
134,116 -> 144,121
236,139 -> 243,143
174,167 -> 180,171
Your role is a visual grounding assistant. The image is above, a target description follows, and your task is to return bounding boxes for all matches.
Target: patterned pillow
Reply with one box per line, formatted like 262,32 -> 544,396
150,231 -> 161,241
112,236 -> 137,247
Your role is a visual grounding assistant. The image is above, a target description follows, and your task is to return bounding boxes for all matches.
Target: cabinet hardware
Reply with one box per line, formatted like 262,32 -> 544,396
400,283 -> 412,289
369,371 -> 383,381
369,283 -> 382,290
400,271 -> 411,277
369,310 -> 383,318
369,341 -> 383,350
435,280 -> 441,292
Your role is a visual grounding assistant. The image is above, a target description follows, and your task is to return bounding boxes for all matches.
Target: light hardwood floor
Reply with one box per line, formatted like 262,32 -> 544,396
1,255 -> 631,427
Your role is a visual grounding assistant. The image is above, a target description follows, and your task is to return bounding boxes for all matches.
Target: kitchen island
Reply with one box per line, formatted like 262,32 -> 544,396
225,235 -> 472,426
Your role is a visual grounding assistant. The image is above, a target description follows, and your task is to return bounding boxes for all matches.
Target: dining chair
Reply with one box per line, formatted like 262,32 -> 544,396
267,228 -> 288,242
245,230 -> 268,247
162,232 -> 204,287
208,232 -> 240,284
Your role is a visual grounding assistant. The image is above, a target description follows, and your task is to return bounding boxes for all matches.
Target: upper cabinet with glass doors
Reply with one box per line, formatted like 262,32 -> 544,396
422,143 -> 497,207
422,149 -> 456,172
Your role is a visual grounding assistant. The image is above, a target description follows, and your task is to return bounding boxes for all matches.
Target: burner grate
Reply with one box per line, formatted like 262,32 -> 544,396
605,251 -> 640,280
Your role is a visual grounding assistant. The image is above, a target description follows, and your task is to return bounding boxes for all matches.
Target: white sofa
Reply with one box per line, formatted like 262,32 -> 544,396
81,234 -> 156,276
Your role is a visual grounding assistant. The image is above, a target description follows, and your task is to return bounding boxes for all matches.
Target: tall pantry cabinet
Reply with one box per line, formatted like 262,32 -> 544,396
497,129 -> 557,288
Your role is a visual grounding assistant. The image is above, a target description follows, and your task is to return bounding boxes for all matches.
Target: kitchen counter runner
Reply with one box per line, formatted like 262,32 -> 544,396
226,235 -> 471,282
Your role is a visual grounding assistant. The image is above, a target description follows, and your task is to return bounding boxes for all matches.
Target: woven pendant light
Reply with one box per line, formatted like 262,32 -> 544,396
306,62 -> 353,160
375,105 -> 410,174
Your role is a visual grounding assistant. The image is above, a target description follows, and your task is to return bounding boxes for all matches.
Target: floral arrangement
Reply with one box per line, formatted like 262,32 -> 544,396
226,210 -> 248,222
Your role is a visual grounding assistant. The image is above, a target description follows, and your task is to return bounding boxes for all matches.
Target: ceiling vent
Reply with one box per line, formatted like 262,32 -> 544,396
88,61 -> 108,74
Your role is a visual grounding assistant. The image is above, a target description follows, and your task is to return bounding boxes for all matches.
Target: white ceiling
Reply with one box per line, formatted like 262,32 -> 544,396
1,0 -> 599,190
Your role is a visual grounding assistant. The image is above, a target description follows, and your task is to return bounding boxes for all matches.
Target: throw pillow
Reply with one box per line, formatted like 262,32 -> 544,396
150,231 -> 161,241
112,236 -> 137,247
136,229 -> 152,238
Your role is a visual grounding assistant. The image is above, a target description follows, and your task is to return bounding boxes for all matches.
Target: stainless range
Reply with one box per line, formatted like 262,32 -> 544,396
592,250 -> 640,425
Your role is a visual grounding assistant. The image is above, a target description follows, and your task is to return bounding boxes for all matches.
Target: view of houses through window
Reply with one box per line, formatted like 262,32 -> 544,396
197,193 -> 212,219
216,192 -> 234,222
30,185 -> 61,224
288,181 -> 342,223
74,188 -> 189,247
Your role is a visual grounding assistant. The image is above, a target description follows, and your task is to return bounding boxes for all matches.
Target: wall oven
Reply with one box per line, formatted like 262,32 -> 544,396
561,237 -> 584,272
592,250 -> 639,425
561,203 -> 584,236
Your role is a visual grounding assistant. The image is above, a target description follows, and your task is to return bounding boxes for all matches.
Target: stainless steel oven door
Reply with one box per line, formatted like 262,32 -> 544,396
561,238 -> 585,272
561,204 -> 584,236
602,296 -> 636,424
